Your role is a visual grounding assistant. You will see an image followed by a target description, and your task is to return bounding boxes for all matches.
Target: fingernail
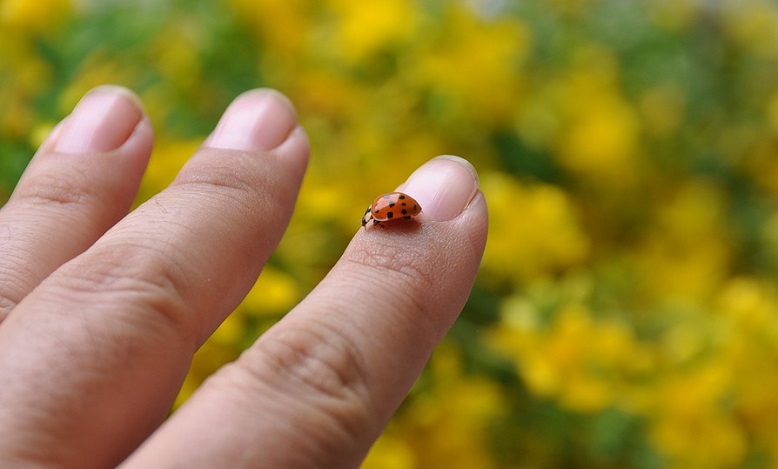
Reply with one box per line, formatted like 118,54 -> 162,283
399,155 -> 480,222
55,85 -> 144,154
206,89 -> 297,151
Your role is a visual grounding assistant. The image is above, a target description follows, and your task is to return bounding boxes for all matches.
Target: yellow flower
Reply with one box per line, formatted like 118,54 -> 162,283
635,181 -> 732,302
174,333 -> 243,408
293,69 -> 369,121
767,91 -> 778,135
742,135 -> 778,196
715,278 -> 776,333
638,84 -> 686,139
714,279 -> 778,453
373,343 -> 502,469
230,0 -> 313,56
480,173 -> 589,284
555,45 -> 643,186
28,121 -> 56,148
646,0 -> 703,32
211,311 -> 247,346
136,138 -> 202,204
493,301 -> 649,413
362,431 -> 416,469
648,366 -> 747,468
239,266 -> 301,317
412,5 -> 532,124
0,29 -> 51,137
558,98 -> 641,181
326,0 -> 418,63
151,23 -> 202,93
721,0 -> 778,59
0,0 -> 72,35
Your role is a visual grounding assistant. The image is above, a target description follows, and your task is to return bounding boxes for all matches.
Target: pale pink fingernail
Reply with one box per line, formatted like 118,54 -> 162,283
55,85 -> 144,154
399,155 -> 480,222
206,89 -> 297,151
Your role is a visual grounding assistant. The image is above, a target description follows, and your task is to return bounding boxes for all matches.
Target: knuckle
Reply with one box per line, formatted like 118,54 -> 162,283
179,159 -> 260,197
15,170 -> 94,209
173,154 -> 291,224
49,242 -> 193,339
251,322 -> 370,402
240,321 -> 373,435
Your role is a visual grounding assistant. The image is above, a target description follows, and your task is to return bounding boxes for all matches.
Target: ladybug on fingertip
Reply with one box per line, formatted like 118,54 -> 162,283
361,192 -> 422,229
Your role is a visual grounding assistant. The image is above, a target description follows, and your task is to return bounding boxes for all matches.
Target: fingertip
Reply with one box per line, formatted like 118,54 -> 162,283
204,89 -> 298,151
54,86 -> 145,154
461,189 -> 489,251
399,155 -> 480,222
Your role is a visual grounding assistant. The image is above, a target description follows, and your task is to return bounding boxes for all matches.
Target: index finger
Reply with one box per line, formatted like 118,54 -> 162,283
123,156 -> 487,468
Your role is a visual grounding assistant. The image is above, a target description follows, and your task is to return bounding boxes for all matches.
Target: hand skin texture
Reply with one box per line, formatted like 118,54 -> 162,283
0,86 -> 488,468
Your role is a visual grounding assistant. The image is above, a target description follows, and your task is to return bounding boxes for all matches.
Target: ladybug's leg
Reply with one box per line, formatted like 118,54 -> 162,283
361,206 -> 373,228
373,220 -> 384,229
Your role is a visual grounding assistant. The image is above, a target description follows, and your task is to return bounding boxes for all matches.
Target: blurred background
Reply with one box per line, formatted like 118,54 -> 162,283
3,0 -> 778,467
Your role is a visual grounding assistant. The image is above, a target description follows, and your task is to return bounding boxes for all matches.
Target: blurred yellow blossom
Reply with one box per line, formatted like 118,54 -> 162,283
555,46 -> 643,186
648,365 -> 747,469
493,303 -> 646,414
767,91 -> 778,135
28,121 -> 56,148
239,266 -> 301,317
137,138 -> 202,202
743,137 -> 778,196
229,0 -> 311,57
721,0 -> 778,59
647,0 -> 702,32
0,33 -> 51,137
713,279 -> 778,464
638,84 -> 686,139
361,431 -> 416,469
173,334 -> 242,408
327,0 -> 418,63
367,343 -> 502,469
0,0 -> 71,34
151,22 -> 203,94
635,181 -> 732,302
412,5 -> 532,124
480,173 -> 589,283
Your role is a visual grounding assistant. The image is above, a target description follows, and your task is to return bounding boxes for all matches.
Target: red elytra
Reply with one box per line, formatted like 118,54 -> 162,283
361,192 -> 422,228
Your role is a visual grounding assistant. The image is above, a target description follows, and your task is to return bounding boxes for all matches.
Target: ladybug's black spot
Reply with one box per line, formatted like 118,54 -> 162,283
398,194 -> 406,199
388,202 -> 396,208
401,202 -> 407,206
401,209 -> 408,215
387,211 -> 394,219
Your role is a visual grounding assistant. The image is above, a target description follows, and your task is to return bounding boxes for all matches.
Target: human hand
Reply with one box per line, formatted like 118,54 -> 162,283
0,86 -> 488,468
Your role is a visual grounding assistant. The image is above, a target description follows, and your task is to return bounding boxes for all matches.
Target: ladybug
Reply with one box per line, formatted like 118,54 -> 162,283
362,192 -> 422,228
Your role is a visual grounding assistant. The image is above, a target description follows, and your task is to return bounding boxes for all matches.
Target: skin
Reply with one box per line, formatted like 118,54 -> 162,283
0,86 -> 488,468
